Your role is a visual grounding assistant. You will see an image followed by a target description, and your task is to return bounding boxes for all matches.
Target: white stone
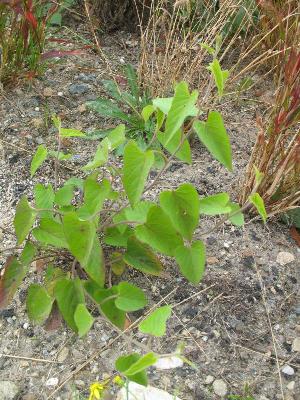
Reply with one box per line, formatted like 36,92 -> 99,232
276,252 -> 295,266
57,91 -> 63,97
23,322 -> 29,330
204,375 -> 215,385
154,356 -> 183,370
45,377 -> 59,387
287,381 -> 295,391
57,347 -> 69,362
292,337 -> 300,352
213,379 -> 228,397
0,381 -> 19,400
282,365 -> 294,376
116,382 -> 182,400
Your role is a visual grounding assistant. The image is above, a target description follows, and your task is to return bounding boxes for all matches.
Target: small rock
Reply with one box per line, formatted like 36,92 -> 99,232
206,256 -> 219,265
22,395 -> 37,400
78,104 -> 86,113
68,83 -> 91,95
276,252 -> 295,266
291,337 -> 300,352
32,118 -> 43,129
43,87 -> 53,97
23,322 -> 29,330
78,73 -> 96,82
154,355 -> 183,370
287,381 -> 295,391
74,380 -> 85,387
213,379 -> 227,397
116,382 -> 182,399
282,365 -> 294,376
57,347 -> 69,362
35,137 -> 44,145
223,242 -> 230,249
204,375 -> 214,385
45,377 -> 59,387
0,381 -> 19,400
57,91 -> 63,97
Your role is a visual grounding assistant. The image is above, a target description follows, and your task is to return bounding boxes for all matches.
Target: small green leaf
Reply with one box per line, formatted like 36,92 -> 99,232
175,241 -> 206,284
124,353 -> 157,376
110,252 -> 126,276
0,257 -> 26,308
48,150 -> 73,161
77,178 -> 111,219
158,129 -> 191,164
249,193 -> 267,223
124,64 -> 139,100
207,59 -> 229,98
74,303 -> 94,337
199,193 -> 232,215
14,196 -> 36,244
31,145 -> 48,177
254,165 -> 264,185
228,203 -> 244,227
159,183 -> 200,240
54,278 -> 85,332
59,128 -> 86,137
124,201 -> 155,224
27,284 -> 54,324
153,97 -> 173,114
86,98 -> 132,122
115,353 -> 148,386
33,218 -> 69,249
54,184 -> 75,207
142,105 -> 155,122
139,305 -> 172,337
104,226 -> 133,247
124,236 -> 163,275
107,124 -> 126,150
135,206 -> 183,256
193,111 -> 232,171
122,141 -> 154,206
115,282 -> 147,312
34,183 -> 54,218
19,242 -> 37,265
82,138 -> 109,171
200,42 -> 215,55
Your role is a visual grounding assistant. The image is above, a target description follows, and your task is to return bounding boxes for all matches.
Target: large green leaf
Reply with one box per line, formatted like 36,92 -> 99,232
175,241 -> 206,284
74,303 -> 94,337
124,236 -> 163,275
153,97 -> 173,114
163,82 -> 198,146
115,354 -> 148,386
34,183 -> 54,218
115,282 -> 147,312
193,111 -> 232,171
14,196 -> 36,244
139,305 -> 172,337
159,183 -> 200,241
86,98 -> 132,122
77,178 -> 111,220
199,193 -> 232,215
122,141 -> 154,206
249,193 -> 267,223
33,217 -> 69,249
27,284 -> 54,324
158,129 -> 191,163
54,278 -> 85,332
63,213 -> 105,286
30,145 -> 48,177
82,138 -> 109,171
0,257 -> 26,308
135,206 -> 183,256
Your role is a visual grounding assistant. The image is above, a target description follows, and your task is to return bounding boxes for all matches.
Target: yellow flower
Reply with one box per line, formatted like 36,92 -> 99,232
113,375 -> 125,387
88,382 -> 105,400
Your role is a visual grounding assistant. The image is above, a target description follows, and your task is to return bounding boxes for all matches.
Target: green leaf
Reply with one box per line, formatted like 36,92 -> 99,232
54,278 -> 85,332
104,226 -> 133,247
84,282 -> 126,329
115,353 -> 148,386
135,206 -> 183,256
123,201 -> 155,224
122,141 -> 154,206
123,353 -> 157,376
193,111 -> 232,171
14,196 -> 36,244
207,59 -> 229,98
175,241 -> 206,284
158,129 -> 191,163
77,178 -> 111,219
142,105 -> 155,122
86,98 -> 132,122
82,138 -> 109,171
228,203 -> 244,226
107,124 -> 126,150
163,82 -> 198,146
59,128 -> 86,137
200,42 -> 215,56
48,150 -> 73,161
159,183 -> 200,240
33,218 -> 69,249
27,284 -> 54,324
30,145 -> 48,177
19,242 -> 37,265
254,165 -> 264,185
124,64 -> 139,100
74,303 -> 94,337
34,183 -> 54,218
0,257 -> 26,308
153,97 -> 173,114
139,305 -> 172,337
249,193 -> 267,223
124,236 -> 163,275
54,184 -> 75,207
63,213 -> 105,286
199,193 -> 232,215
115,282 -> 147,312
110,252 -> 126,276
44,266 -> 66,297
102,79 -> 123,101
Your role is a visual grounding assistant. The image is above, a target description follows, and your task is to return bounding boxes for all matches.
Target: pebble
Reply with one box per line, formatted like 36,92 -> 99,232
282,365 -> 294,376
68,83 -> 91,95
287,381 -> 295,391
213,379 -> 227,397
206,256 -> 219,265
74,380 -> 85,387
45,377 -> 59,387
291,337 -> 300,352
276,252 -> 295,266
0,381 -> 19,400
116,382 -> 182,399
204,375 -> 214,385
57,347 -> 69,362
57,91 -> 63,97
154,355 -> 183,370
23,322 -> 29,330
43,87 -> 53,97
